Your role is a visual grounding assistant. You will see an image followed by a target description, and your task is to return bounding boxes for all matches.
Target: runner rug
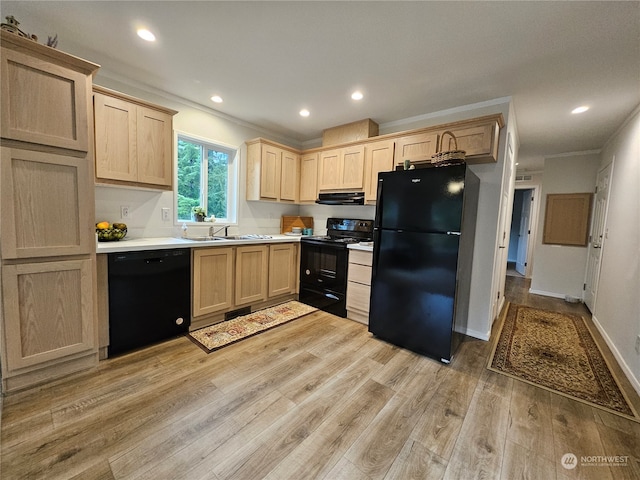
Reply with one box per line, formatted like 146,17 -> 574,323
488,303 -> 639,422
189,301 -> 317,353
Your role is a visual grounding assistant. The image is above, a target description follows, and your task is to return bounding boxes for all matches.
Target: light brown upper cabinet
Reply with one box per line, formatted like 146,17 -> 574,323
93,86 -> 176,189
299,152 -> 319,203
439,121 -> 501,164
394,132 -> 439,166
364,139 -> 395,204
246,139 -> 300,203
318,144 -> 365,191
1,36 -> 93,152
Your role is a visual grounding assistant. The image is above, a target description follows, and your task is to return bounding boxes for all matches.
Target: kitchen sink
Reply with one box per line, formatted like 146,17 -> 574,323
181,236 -> 226,242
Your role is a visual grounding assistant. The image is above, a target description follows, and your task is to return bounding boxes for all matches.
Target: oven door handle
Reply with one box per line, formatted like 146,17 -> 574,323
324,293 -> 339,300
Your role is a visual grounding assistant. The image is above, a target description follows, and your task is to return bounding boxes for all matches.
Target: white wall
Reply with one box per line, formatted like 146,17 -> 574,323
529,153 -> 600,298
592,106 -> 640,392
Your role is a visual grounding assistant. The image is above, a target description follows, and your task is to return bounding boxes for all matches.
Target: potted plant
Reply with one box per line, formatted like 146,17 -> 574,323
192,206 -> 206,222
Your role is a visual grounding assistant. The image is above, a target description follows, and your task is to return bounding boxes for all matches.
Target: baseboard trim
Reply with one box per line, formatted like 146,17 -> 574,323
462,327 -> 490,341
591,314 -> 640,397
528,288 -> 567,299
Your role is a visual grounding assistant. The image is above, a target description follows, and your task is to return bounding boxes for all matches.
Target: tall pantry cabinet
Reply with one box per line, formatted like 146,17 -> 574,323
0,31 -> 100,393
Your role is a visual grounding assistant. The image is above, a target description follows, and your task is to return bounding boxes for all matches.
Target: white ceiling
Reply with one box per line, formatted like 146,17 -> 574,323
3,1 -> 639,171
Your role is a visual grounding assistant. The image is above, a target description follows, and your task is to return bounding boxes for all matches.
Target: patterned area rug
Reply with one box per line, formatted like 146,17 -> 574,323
488,303 -> 639,422
189,301 -> 317,353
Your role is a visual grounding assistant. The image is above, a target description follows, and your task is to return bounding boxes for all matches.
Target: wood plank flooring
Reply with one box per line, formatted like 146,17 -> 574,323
2,276 -> 639,479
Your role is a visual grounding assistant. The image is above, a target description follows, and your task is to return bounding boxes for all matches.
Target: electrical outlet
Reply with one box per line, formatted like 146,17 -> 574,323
635,335 -> 640,355
161,207 -> 170,222
120,206 -> 130,219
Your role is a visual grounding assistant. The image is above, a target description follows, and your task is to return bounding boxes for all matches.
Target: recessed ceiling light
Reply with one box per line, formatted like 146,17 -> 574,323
572,106 -> 589,114
351,91 -> 364,101
210,95 -> 223,103
299,109 -> 310,117
137,28 -> 156,42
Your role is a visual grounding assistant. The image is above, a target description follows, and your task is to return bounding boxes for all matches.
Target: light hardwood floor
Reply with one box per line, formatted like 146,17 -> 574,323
2,276 -> 639,479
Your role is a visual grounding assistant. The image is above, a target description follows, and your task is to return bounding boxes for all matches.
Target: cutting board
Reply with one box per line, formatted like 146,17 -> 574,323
281,216 -> 313,234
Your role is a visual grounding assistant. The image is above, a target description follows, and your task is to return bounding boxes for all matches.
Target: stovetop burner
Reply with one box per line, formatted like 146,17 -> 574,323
300,218 -> 374,246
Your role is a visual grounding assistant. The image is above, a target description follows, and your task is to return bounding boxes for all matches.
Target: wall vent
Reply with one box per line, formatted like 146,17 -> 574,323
515,175 -> 532,182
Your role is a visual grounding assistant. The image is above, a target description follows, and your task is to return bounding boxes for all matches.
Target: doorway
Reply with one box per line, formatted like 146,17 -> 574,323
507,186 -> 539,278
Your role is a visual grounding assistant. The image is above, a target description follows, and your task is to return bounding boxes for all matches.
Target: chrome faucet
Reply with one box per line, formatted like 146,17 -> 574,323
209,224 -> 230,237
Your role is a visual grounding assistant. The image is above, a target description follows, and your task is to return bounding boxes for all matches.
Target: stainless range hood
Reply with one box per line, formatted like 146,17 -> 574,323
315,192 -> 365,205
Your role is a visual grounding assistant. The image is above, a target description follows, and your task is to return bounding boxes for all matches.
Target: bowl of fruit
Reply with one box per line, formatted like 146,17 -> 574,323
96,221 -> 127,242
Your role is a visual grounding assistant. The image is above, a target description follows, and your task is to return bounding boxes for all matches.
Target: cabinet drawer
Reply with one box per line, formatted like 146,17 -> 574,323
348,263 -> 372,286
346,281 -> 371,313
349,249 -> 373,267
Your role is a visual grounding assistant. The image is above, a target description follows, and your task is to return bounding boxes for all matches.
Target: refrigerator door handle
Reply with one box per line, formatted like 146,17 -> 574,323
447,231 -> 461,236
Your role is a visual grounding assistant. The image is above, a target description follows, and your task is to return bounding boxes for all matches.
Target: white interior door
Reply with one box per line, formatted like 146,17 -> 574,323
584,162 -> 612,312
515,189 -> 532,275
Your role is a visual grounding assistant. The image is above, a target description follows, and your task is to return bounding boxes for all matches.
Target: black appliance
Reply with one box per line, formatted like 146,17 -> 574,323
108,248 -> 191,356
369,164 -> 479,363
299,218 -> 373,317
315,192 -> 365,205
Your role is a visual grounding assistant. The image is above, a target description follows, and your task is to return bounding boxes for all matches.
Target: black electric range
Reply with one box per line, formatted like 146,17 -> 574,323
299,218 -> 373,317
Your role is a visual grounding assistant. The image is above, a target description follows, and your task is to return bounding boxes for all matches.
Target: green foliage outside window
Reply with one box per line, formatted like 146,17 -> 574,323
177,136 -> 233,221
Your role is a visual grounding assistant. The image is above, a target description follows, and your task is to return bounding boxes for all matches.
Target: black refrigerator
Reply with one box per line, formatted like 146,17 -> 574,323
369,164 -> 479,363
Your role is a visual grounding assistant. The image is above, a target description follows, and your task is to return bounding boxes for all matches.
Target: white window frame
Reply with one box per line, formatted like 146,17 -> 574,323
174,130 -> 239,225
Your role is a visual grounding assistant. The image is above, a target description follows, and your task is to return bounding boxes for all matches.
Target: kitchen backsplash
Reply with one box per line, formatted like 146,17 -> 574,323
95,185 -> 375,239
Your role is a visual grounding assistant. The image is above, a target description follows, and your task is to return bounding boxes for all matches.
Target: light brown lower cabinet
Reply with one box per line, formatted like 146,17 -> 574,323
235,245 -> 269,306
268,243 -> 298,297
192,247 -> 235,317
1,258 -> 97,391
346,249 -> 373,325
191,243 -> 299,328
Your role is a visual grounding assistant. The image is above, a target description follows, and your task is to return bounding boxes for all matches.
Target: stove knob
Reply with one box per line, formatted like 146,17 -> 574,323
305,269 -> 310,275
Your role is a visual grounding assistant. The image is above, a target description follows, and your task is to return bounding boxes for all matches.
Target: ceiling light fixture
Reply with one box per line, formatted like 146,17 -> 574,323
571,106 -> 589,114
299,109 -> 310,117
351,91 -> 364,101
210,95 -> 223,103
136,28 -> 156,42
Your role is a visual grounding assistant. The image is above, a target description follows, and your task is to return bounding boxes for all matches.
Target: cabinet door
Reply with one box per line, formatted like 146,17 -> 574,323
1,259 -> 96,371
394,132 -> 439,165
280,150 -> 299,202
94,92 -> 137,182
318,149 -> 341,191
441,121 -> 499,163
268,243 -> 297,297
260,144 -> 281,200
137,106 -> 173,187
340,145 -> 365,189
193,247 -> 234,317
1,47 -> 90,152
299,153 -> 318,203
235,245 -> 268,305
0,147 -> 93,259
364,140 -> 395,203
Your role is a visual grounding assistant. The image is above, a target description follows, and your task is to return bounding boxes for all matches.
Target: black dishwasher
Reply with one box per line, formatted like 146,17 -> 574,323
108,248 -> 191,356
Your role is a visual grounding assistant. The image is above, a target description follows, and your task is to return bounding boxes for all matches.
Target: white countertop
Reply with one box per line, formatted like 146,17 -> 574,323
96,234 -> 300,254
347,242 -> 374,252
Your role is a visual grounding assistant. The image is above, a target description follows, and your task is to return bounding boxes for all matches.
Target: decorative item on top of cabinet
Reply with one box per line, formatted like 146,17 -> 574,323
363,139 -> 395,204
246,138 -> 300,203
93,85 -> 177,189
438,120 -> 501,164
317,144 -> 365,191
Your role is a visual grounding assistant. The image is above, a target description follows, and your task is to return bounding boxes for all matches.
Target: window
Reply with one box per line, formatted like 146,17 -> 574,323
176,133 -> 238,223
